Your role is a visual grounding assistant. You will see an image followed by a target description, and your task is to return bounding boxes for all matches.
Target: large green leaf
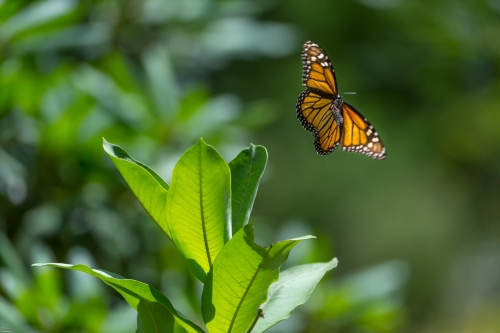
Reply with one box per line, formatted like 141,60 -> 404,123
32,263 -> 204,333
103,138 -> 171,239
252,258 -> 338,333
201,224 -> 314,333
228,144 -> 267,234
166,139 -> 231,282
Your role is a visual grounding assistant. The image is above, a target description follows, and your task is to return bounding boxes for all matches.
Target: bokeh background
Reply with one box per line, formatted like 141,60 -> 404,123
1,0 -> 500,332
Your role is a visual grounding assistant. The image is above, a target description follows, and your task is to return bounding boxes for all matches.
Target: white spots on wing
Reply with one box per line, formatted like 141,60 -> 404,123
340,131 -> 386,159
366,129 -> 372,136
310,56 -> 317,62
318,53 -> 324,59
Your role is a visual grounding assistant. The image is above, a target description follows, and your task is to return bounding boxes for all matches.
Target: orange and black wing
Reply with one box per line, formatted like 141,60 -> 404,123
302,41 -> 338,96
296,90 -> 342,155
341,102 -> 386,160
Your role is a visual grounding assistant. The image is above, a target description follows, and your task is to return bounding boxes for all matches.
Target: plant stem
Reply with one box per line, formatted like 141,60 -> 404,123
247,309 -> 264,333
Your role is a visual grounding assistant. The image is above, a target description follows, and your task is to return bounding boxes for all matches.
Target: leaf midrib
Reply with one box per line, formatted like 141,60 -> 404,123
227,245 -> 273,333
259,270 -> 319,310
142,300 -> 161,333
200,144 -> 212,267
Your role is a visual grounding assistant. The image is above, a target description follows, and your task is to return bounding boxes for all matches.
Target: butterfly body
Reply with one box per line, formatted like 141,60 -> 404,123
296,41 -> 386,160
329,94 -> 344,126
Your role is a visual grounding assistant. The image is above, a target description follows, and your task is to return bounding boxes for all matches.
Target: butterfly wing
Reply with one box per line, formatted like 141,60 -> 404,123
341,102 -> 386,160
296,90 -> 342,155
302,41 -> 338,96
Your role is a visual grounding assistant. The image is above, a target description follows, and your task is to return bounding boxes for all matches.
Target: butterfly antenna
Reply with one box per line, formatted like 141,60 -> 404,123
341,91 -> 357,95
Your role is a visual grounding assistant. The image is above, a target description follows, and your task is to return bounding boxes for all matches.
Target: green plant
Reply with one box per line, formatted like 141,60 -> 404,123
0,2 -> 294,330
33,138 -> 336,332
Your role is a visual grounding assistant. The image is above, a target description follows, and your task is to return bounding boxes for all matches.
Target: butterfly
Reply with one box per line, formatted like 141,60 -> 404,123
296,41 -> 386,160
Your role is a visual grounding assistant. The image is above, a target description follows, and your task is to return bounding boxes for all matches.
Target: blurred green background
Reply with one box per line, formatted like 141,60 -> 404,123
1,0 -> 500,332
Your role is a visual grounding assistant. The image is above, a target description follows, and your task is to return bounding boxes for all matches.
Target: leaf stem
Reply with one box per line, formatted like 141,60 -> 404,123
247,309 -> 264,333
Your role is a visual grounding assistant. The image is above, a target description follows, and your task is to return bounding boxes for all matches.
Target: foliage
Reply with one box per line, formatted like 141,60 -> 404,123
34,139 -> 337,332
0,0 -> 296,332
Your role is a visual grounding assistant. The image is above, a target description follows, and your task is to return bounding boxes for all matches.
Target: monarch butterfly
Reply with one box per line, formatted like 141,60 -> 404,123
296,41 -> 386,160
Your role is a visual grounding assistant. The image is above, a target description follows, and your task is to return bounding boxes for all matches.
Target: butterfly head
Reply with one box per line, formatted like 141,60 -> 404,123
331,95 -> 343,108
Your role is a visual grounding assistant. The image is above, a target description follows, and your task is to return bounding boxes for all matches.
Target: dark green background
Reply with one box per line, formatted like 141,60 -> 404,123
1,0 -> 500,332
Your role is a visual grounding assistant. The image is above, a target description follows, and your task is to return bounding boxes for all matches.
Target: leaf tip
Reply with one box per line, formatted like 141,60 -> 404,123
103,138 -> 114,154
296,235 -> 316,241
331,257 -> 339,267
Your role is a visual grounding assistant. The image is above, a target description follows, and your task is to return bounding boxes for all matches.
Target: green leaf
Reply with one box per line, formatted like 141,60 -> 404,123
0,231 -> 31,286
0,0 -> 78,42
32,263 -> 205,333
177,86 -> 210,121
103,138 -> 171,239
201,224 -> 314,333
229,145 -> 267,234
137,299 -> 192,333
0,295 -> 32,333
142,44 -> 179,119
252,258 -> 338,333
166,138 -> 231,282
